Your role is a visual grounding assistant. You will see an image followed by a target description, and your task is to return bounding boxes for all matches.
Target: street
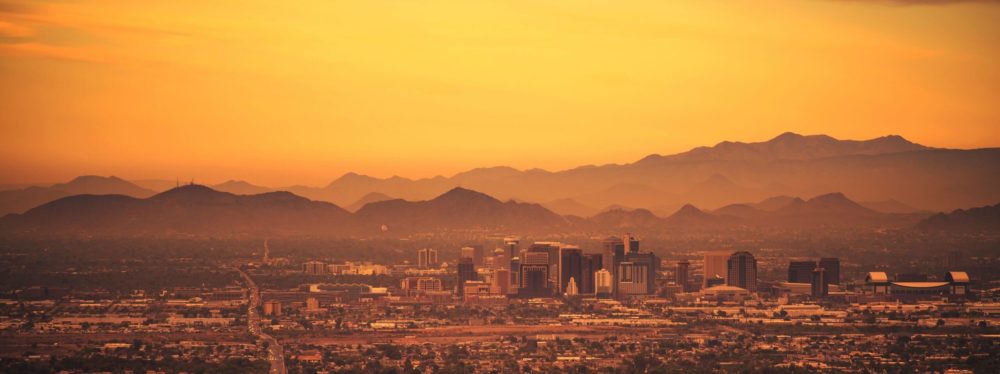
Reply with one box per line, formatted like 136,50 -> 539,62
239,268 -> 287,374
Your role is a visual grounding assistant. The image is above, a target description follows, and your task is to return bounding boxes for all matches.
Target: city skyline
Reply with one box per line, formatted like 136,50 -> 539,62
2,1 -> 1000,372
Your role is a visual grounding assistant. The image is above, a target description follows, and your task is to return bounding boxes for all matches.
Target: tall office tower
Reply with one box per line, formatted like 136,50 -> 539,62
788,261 -> 817,283
510,257 -> 521,290
616,261 -> 648,296
726,251 -> 758,293
303,261 -> 326,275
457,258 -> 476,296
558,246 -> 583,293
602,236 -> 625,295
703,251 -> 730,288
504,237 -> 520,259
518,246 -> 552,297
811,267 -> 828,298
528,242 -> 561,285
493,268 -> 511,295
580,253 -> 603,294
617,250 -> 660,297
818,258 -> 840,285
460,246 -> 475,261
470,245 -> 485,268
676,260 -> 691,292
624,233 -> 640,254
492,248 -> 508,270
418,248 -> 439,268
595,269 -> 613,297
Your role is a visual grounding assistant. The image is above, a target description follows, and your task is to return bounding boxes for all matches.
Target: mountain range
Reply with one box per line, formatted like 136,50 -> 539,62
210,132 -> 1000,213
3,183 -> 988,238
3,132 -> 999,217
0,176 -> 156,216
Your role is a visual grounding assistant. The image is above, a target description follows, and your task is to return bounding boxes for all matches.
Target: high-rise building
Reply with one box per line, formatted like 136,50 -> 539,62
462,281 -> 492,302
460,246 -> 475,261
418,248 -> 438,268
676,260 -> 690,292
303,261 -> 326,275
471,245 -> 485,268
624,232 -> 640,254
504,237 -> 520,259
510,257 -> 521,290
788,261 -> 817,283
518,246 -> 552,298
703,251 -> 730,288
615,235 -> 660,297
595,269 -> 613,298
602,236 -> 625,296
493,268 -> 511,295
617,261 -> 648,296
457,258 -> 476,295
818,258 -> 840,285
558,246 -> 583,293
726,251 -> 757,293
580,253 -> 603,294
492,248 -> 507,270
811,267 -> 828,298
565,277 -> 579,296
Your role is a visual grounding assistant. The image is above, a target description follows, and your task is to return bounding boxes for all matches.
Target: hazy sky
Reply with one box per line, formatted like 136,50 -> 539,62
2,0 -> 999,186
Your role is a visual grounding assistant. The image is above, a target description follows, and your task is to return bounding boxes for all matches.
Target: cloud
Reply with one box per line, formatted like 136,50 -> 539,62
0,42 -> 110,63
0,1 -> 35,15
0,20 -> 31,37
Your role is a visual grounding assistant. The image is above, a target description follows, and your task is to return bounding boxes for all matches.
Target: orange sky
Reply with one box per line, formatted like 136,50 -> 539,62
1,0 -> 999,186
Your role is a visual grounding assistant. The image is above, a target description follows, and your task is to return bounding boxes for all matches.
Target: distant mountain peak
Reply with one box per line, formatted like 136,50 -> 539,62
216,179 -> 255,186
67,175 -> 126,183
770,131 -> 804,141
151,184 -> 230,201
330,172 -> 378,185
433,186 -> 498,203
809,192 -> 849,202
346,192 -> 394,212
670,204 -> 707,218
639,132 -> 931,164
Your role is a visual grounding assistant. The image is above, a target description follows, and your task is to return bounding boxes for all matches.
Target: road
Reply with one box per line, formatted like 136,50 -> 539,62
238,268 -> 287,374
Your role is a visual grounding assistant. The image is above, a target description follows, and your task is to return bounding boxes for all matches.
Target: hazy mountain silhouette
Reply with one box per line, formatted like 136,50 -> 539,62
573,183 -> 669,211
860,199 -> 926,214
542,198 -> 598,217
713,203 -> 768,220
638,132 -> 930,163
916,203 -> 1000,232
584,208 -> 662,230
258,132 -> 997,213
212,180 -> 274,195
346,192 -> 394,212
0,185 -> 941,237
753,195 -> 803,211
663,204 -> 739,228
0,176 -> 155,216
0,185 -> 353,236
132,179 -> 182,192
354,187 -> 567,234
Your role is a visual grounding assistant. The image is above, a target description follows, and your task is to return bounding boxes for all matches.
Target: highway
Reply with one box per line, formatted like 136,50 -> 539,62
238,268 -> 287,374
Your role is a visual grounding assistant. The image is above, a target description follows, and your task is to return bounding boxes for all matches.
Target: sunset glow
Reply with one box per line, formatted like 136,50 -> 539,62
2,0 -> 999,185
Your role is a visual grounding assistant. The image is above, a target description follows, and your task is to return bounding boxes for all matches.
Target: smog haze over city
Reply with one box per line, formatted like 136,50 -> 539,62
2,1 -> 1000,373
